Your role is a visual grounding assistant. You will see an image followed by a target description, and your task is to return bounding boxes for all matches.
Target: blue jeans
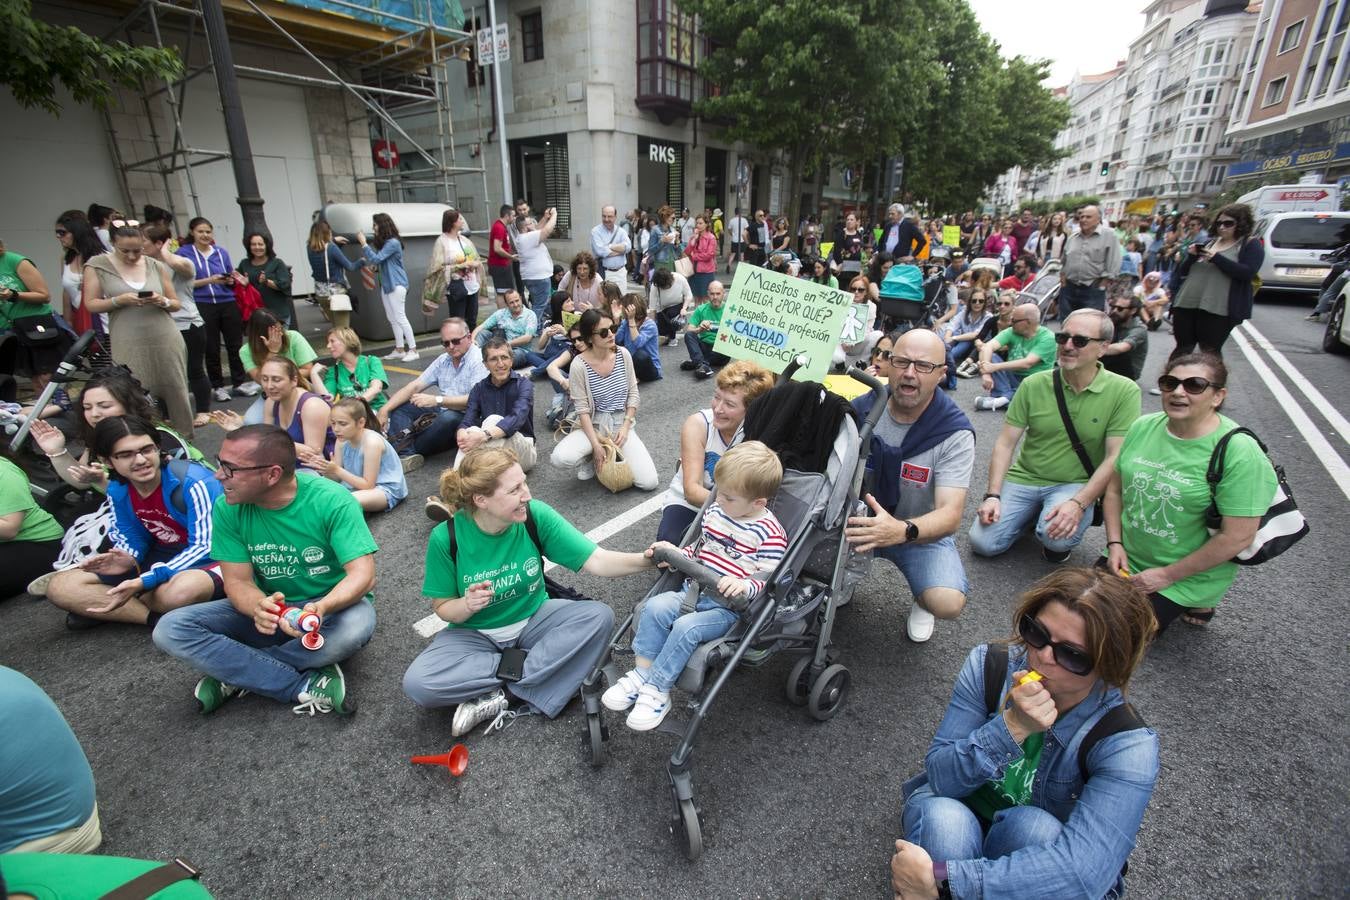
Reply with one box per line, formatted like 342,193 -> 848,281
988,355 -> 1025,401
388,403 -> 463,457
524,278 -> 553,323
902,788 -> 1070,876
1058,281 -> 1105,321
874,535 -> 969,597
152,598 -> 377,703
684,332 -> 729,368
968,480 -> 1092,557
632,589 -> 738,692
949,340 -> 975,365
1315,271 -> 1346,315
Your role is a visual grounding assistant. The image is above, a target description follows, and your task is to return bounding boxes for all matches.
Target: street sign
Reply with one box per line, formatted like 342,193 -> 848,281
373,140 -> 400,169
476,24 -> 509,64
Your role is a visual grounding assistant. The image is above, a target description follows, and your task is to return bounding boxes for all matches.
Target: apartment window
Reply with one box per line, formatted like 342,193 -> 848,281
1263,76 -> 1288,106
1207,165 -> 1227,187
1298,61 -> 1318,102
521,11 -> 544,62
1279,20 -> 1305,54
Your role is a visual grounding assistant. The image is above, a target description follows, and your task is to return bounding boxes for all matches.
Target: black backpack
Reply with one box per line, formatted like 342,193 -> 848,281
442,503 -> 585,601
982,642 -> 1147,777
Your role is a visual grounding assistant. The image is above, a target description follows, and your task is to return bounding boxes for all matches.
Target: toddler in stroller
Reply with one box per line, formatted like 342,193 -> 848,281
602,441 -> 786,731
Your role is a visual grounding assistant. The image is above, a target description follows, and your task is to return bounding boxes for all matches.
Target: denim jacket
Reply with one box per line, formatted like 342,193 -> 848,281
362,238 -> 409,293
902,643 -> 1159,899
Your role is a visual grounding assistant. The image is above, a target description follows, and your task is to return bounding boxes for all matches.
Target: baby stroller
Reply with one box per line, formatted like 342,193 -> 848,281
579,360 -> 889,860
876,263 -> 945,335
1017,258 -> 1063,321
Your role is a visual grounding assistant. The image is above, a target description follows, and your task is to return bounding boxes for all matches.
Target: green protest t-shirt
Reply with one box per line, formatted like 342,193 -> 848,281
1006,366 -> 1141,487
993,325 -> 1056,376
965,731 -> 1045,822
423,500 -> 596,631
0,853 -> 215,899
0,457 -> 62,544
211,472 -> 378,603
1112,412 -> 1276,608
0,251 -> 53,321
239,331 -> 318,372
688,301 -> 725,347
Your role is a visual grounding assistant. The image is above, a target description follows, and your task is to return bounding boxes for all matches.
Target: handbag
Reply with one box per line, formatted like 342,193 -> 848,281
233,279 -> 262,321
15,313 -> 64,347
423,237 -> 448,313
595,434 -> 634,493
674,256 -> 694,279
328,292 -> 352,312
1203,426 -> 1309,565
1051,369 -> 1105,527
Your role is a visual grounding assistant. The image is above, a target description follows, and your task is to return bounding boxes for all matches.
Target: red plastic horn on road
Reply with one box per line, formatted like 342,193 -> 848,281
411,743 -> 469,777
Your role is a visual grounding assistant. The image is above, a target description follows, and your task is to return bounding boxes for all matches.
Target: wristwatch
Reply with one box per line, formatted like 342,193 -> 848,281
903,519 -> 919,542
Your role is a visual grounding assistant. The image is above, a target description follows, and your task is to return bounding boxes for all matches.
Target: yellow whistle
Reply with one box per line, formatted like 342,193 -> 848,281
1118,568 -> 1131,579
1018,670 -> 1044,686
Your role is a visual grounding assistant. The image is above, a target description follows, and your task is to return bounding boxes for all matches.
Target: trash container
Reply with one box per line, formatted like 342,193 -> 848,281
321,202 -> 453,343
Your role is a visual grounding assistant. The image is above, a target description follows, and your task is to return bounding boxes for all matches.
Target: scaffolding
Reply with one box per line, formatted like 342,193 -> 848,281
100,0 -> 483,219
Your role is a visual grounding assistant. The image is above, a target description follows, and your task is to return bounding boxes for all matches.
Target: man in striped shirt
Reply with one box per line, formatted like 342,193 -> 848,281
603,441 -> 786,731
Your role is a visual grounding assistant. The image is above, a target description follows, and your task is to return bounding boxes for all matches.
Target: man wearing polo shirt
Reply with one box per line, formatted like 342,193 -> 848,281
380,318 -> 488,459
973,303 -> 1055,410
471,289 -> 538,367
591,205 -> 632,286
969,309 -> 1140,563
1059,205 -> 1121,319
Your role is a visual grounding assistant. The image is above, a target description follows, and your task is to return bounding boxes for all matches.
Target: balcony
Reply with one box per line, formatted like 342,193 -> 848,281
636,1 -> 700,122
1160,79 -> 1185,100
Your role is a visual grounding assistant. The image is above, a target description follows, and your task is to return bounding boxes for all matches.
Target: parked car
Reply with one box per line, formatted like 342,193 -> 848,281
1324,278 -> 1350,355
1255,212 -> 1350,296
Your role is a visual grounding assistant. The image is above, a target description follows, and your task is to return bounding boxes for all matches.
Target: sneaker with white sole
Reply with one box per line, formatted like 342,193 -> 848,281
212,387 -> 232,403
293,664 -> 353,716
27,568 -> 61,597
452,688 -> 509,736
576,461 -> 595,481
195,676 -> 243,714
401,349 -> 420,362
626,683 -> 671,731
602,669 -> 648,711
383,348 -> 406,359
234,382 -> 261,397
974,396 -> 1009,411
401,453 -> 425,474
906,604 -> 936,643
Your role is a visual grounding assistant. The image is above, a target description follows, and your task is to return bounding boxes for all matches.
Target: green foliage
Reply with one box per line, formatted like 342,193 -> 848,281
0,0 -> 182,115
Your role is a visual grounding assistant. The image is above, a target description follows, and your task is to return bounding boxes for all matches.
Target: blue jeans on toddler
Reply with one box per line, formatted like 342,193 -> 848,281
632,589 -> 738,692
152,598 -> 376,702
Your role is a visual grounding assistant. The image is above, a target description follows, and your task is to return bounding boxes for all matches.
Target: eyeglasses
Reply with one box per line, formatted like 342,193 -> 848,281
852,287 -> 868,293
214,457 -> 276,479
109,219 -> 141,229
884,355 -> 943,374
1157,374 -> 1223,394
1018,614 -> 1094,675
54,228 -> 69,237
1055,333 -> 1105,348
108,443 -> 160,464
442,334 -> 470,347
1215,219 -> 1236,228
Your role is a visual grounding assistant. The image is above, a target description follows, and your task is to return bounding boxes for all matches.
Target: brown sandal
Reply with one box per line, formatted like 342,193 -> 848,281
1182,607 -> 1215,626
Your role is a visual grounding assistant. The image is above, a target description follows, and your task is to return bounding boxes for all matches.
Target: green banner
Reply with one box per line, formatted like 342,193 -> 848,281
714,266 -> 853,382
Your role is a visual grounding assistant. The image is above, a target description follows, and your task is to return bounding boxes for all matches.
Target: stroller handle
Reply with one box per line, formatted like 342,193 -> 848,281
651,546 -> 734,602
10,329 -> 98,452
849,367 -> 889,433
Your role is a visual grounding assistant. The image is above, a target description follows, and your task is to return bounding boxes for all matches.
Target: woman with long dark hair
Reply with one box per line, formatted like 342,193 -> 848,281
177,216 -> 250,402
237,231 -> 293,326
1168,203 -> 1263,359
55,211 -> 107,337
357,212 -> 418,362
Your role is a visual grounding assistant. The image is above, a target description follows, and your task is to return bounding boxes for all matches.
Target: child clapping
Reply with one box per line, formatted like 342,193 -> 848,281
605,441 -> 787,731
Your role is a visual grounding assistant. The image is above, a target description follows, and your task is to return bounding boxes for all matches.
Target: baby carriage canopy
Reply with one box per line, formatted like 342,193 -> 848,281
877,264 -> 928,322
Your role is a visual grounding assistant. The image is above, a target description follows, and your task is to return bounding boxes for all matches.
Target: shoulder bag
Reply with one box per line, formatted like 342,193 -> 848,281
1203,426 -> 1308,564
1052,369 -> 1105,527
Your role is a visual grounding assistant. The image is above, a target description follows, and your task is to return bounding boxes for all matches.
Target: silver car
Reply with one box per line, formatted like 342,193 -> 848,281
1255,211 -> 1350,295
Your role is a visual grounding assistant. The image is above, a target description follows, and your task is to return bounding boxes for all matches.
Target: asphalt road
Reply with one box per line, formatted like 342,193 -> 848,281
1,288 -> 1346,898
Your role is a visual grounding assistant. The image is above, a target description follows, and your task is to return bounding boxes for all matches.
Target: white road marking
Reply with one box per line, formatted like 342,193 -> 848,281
1240,322 -> 1350,445
412,492 -> 670,637
1231,328 -> 1350,501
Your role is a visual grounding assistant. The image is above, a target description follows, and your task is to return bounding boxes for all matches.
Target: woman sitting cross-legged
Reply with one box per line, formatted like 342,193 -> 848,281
401,447 -> 655,737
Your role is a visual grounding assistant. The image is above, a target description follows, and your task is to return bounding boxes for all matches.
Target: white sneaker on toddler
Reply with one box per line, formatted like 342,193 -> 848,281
626,683 -> 671,731
601,668 -> 647,711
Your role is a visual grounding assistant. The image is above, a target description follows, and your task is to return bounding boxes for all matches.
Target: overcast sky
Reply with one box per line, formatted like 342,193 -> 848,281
967,0 -> 1148,87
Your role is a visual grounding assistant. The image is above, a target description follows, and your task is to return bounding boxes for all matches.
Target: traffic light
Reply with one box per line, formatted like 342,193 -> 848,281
1100,161 -> 1110,176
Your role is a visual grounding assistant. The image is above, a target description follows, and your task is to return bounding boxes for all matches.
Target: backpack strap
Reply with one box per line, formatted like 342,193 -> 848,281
983,642 -> 1009,716
99,857 -> 202,900
443,505 -> 546,576
1076,702 -> 1147,776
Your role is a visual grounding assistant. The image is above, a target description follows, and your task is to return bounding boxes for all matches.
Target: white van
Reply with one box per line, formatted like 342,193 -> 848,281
1238,184 -> 1340,219
1253,211 -> 1350,295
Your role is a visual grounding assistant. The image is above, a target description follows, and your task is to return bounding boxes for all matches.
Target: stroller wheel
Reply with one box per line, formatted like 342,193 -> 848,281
583,714 -> 608,768
784,655 -> 812,707
671,795 -> 703,861
807,664 -> 851,721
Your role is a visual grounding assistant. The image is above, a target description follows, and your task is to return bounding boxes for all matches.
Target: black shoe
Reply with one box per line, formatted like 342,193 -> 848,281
65,611 -> 103,631
696,364 -> 714,379
1041,546 -> 1071,564
680,360 -> 699,371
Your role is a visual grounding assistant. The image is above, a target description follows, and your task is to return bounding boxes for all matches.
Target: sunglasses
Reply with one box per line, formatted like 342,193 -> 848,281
442,334 -> 470,347
108,443 -> 160,464
593,327 -> 614,338
1055,333 -> 1105,348
1018,614 -> 1093,676
884,355 -> 942,374
214,457 -> 275,479
1215,219 -> 1236,228
852,287 -> 868,293
110,219 -> 141,229
1157,374 -> 1223,394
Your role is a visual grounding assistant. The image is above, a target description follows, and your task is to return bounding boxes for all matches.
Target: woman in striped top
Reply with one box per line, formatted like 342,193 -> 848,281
549,308 -> 659,490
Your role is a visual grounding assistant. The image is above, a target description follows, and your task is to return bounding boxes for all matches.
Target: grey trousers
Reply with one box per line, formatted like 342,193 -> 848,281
402,598 -> 614,718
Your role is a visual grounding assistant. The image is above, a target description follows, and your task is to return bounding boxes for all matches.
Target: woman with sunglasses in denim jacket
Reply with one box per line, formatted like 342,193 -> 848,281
1102,352 -> 1276,631
893,567 -> 1158,900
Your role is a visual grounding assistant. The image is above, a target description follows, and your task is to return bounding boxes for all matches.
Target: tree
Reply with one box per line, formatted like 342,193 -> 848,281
682,0 -> 938,231
1,0 -> 182,115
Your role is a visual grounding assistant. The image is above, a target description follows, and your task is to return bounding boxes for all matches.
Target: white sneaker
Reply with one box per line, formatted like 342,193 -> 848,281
234,382 -> 261,397
626,683 -> 671,731
383,348 -> 406,359
907,604 -> 936,643
452,688 -> 509,737
212,387 -> 232,403
401,349 -> 419,362
27,568 -> 60,597
577,461 -> 595,481
974,396 -> 1009,411
401,453 -> 425,474
602,669 -> 647,711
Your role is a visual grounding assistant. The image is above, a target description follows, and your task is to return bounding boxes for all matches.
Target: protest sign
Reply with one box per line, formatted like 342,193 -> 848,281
714,265 -> 852,382
942,225 -> 961,247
